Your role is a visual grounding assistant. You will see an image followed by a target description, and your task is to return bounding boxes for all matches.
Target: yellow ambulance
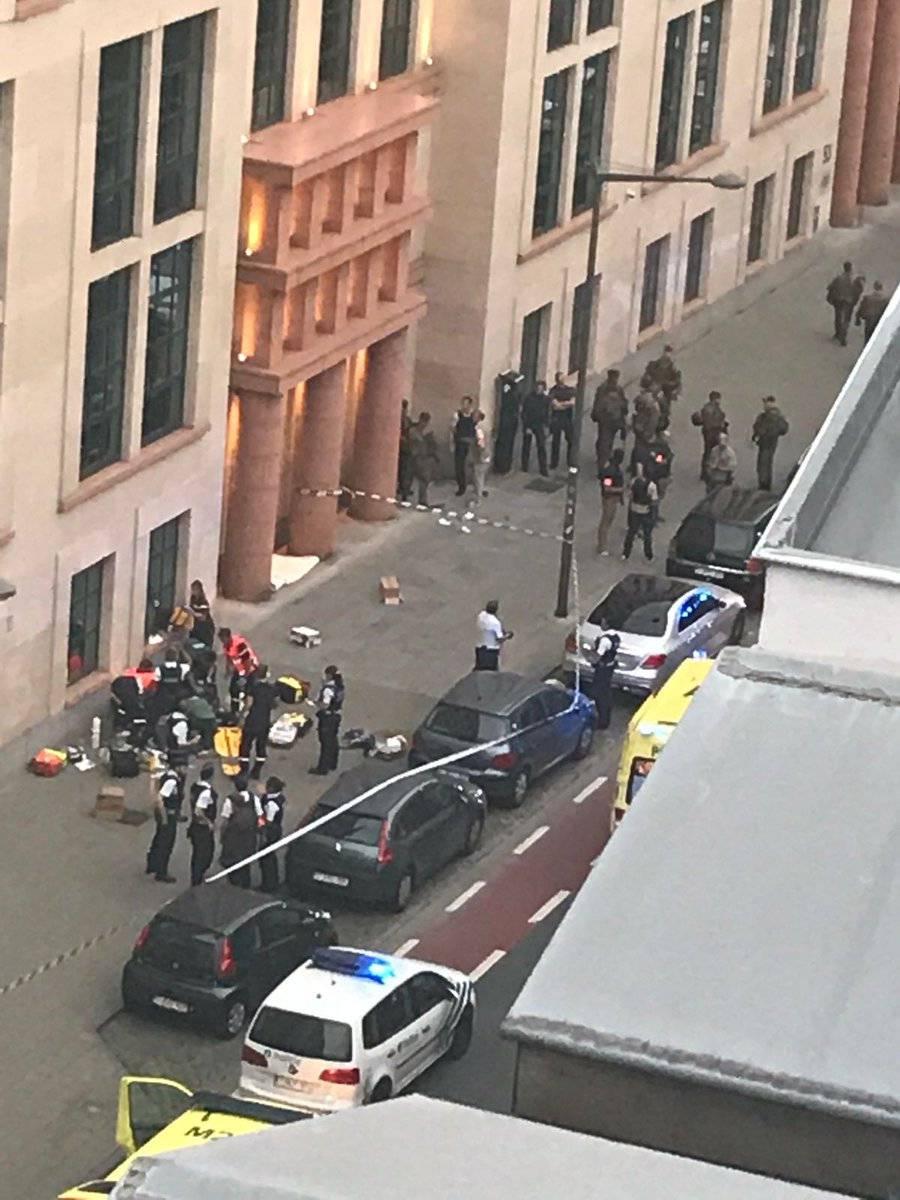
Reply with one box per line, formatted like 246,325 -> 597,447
614,658 -> 714,824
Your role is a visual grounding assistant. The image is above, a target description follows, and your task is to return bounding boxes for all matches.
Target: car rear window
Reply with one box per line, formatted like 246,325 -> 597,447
616,602 -> 670,636
425,704 -> 510,742
713,522 -> 755,562
311,805 -> 382,846
675,514 -> 714,561
676,515 -> 754,564
250,1006 -> 353,1062
141,918 -> 218,980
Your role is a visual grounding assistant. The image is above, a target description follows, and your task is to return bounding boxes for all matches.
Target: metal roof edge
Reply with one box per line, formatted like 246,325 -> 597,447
755,544 -> 900,588
715,646 -> 900,706
502,1017 -> 900,1129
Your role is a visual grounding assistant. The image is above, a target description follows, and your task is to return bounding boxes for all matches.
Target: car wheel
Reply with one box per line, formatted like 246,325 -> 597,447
508,768 -> 530,809
367,1077 -> 393,1104
218,997 -> 247,1040
572,720 -> 595,760
446,1006 -> 474,1061
392,870 -> 414,913
462,815 -> 484,856
729,611 -> 747,645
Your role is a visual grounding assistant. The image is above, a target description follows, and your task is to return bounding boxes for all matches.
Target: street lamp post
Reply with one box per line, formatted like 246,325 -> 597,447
553,168 -> 745,619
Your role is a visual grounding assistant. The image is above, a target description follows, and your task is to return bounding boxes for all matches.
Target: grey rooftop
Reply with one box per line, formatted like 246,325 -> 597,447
758,283 -> 900,577
111,1095 -> 851,1199
504,647 -> 900,1125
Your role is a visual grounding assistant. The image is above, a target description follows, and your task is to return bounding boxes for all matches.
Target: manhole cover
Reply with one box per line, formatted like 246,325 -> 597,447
524,476 -> 566,493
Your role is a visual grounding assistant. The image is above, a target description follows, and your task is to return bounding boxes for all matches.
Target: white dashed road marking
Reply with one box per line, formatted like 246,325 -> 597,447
445,881 -> 486,913
471,949 -> 506,981
394,939 -> 420,957
528,890 -> 571,924
513,825 -> 550,855
572,777 -> 607,804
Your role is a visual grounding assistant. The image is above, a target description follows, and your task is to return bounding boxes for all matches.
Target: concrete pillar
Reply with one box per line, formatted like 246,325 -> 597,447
350,329 -> 408,521
830,0 -> 878,227
858,0 -> 900,206
220,389 -> 286,602
289,361 -> 348,558
893,97 -> 900,182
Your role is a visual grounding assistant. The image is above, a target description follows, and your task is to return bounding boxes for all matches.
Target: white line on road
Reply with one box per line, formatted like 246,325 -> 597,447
528,890 -> 571,924
513,825 -> 550,856
572,777 -> 607,804
445,881 -> 486,913
394,938 -> 420,957
471,949 -> 506,981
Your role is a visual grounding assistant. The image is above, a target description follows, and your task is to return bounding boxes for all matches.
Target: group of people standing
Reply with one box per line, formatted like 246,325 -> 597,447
397,397 -> 490,508
826,261 -> 890,347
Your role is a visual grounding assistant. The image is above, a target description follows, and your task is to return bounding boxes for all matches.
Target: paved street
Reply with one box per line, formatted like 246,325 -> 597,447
2,201 -> 899,1199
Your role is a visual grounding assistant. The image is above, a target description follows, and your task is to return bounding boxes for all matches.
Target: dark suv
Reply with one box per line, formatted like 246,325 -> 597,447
122,885 -> 335,1038
409,672 -> 596,807
285,759 -> 487,912
666,487 -> 780,608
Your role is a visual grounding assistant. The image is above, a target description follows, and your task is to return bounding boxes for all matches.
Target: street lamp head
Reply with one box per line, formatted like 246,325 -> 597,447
710,171 -> 746,190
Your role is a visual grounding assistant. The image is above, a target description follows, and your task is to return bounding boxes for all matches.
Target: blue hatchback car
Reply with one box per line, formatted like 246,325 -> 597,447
409,672 -> 596,806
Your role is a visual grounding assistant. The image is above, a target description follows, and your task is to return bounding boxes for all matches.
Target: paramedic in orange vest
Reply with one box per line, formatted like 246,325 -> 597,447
217,627 -> 260,717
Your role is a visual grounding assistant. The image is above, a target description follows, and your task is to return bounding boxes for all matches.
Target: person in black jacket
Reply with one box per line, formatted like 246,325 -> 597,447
259,776 -> 287,893
188,764 -> 218,887
310,666 -> 345,776
239,664 -> 278,780
452,398 -> 477,496
751,396 -> 789,491
521,381 -> 550,476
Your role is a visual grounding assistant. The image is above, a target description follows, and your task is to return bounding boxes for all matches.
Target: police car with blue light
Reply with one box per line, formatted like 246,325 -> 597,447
238,947 -> 474,1113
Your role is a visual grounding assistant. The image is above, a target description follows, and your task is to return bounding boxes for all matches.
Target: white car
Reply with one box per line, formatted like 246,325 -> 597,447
564,573 -> 746,695
238,946 -> 475,1113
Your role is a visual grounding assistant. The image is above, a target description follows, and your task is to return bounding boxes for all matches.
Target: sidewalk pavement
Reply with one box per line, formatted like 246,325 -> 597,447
2,198 -> 899,1197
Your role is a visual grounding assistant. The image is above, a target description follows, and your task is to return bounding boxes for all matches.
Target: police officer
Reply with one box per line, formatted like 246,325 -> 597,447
591,369 -> 628,471
259,776 -> 287,893
188,764 -> 218,887
622,463 -> 658,562
146,765 -> 184,882
520,381 -> 550,476
584,629 -> 620,731
751,395 -> 789,491
163,707 -> 197,772
310,665 -> 344,776
645,430 -> 673,523
219,777 -> 263,889
239,663 -> 278,780
597,447 -> 625,556
149,648 -> 189,726
548,372 -> 576,469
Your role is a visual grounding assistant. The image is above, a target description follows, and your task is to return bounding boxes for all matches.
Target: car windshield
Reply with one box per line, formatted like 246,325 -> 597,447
425,703 -> 510,743
250,1006 -> 353,1062
311,805 -> 382,846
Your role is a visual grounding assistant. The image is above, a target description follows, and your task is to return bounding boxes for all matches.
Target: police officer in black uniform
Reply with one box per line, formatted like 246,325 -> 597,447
259,776 -> 287,893
239,664 -> 278,780
188,764 -> 218,886
585,630 -> 620,731
146,765 -> 184,882
310,665 -> 344,776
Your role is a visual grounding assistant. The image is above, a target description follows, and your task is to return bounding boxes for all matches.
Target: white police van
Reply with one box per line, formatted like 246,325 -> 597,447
238,947 -> 475,1112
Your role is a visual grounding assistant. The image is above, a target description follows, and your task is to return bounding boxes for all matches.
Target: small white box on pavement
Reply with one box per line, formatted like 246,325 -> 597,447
290,625 -> 322,648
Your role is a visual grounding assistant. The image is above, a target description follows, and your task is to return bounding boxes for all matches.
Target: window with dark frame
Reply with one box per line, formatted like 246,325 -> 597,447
587,0 -> 615,33
568,280 -> 594,375
154,14 -> 205,223
572,51 -> 610,216
318,0 -> 354,104
547,0 -> 576,51
251,0 -> 291,131
520,304 -> 550,391
379,0 -> 412,80
68,559 -> 106,685
763,0 -> 791,114
145,515 -> 182,638
793,0 -> 821,96
655,13 -> 691,170
639,236 -> 667,331
532,69 -> 569,237
684,209 -> 712,303
747,175 -> 773,263
689,0 -> 723,155
80,268 -> 131,480
142,239 -> 194,446
786,152 -> 811,240
92,36 -> 142,249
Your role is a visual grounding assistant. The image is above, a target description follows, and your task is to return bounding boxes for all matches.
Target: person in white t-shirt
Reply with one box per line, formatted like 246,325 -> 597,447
475,600 -> 513,671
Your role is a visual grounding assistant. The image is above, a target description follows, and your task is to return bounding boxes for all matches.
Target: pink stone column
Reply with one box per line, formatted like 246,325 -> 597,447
830,0 -> 878,226
220,389 -> 286,602
893,97 -> 900,182
350,329 -> 408,522
858,0 -> 900,206
289,361 -> 348,558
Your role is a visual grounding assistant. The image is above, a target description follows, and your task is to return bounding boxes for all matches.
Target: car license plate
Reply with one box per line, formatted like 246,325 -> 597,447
313,872 -> 349,887
152,996 -> 189,1013
275,1076 -> 315,1094
696,567 -> 725,579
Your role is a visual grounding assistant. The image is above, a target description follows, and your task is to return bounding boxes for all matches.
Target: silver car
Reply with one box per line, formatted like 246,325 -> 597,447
564,574 -> 746,695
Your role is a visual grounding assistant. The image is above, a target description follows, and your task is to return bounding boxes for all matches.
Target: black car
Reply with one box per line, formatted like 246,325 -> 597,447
408,672 -> 596,807
285,759 -> 487,913
122,885 -> 335,1038
666,487 -> 780,608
